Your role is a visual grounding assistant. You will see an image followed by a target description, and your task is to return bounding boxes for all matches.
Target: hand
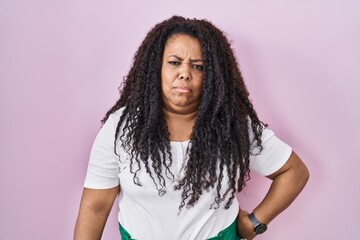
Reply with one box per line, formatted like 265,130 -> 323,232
236,209 -> 256,240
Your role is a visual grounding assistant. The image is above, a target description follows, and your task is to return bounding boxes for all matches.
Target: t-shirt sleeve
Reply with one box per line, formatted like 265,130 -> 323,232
249,127 -> 292,176
84,112 -> 121,189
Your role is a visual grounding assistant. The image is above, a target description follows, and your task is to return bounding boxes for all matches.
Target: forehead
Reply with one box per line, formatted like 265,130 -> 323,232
166,33 -> 200,44
163,34 -> 202,56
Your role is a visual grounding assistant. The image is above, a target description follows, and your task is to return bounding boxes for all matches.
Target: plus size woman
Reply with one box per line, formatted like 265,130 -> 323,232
74,16 -> 309,240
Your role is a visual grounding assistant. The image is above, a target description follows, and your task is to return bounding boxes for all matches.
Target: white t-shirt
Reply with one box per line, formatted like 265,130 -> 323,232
84,108 -> 292,240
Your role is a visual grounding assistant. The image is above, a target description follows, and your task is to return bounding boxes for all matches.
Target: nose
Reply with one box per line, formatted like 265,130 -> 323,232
179,64 -> 191,81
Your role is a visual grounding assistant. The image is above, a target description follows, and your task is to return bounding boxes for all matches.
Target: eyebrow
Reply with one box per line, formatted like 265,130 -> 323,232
168,55 -> 204,63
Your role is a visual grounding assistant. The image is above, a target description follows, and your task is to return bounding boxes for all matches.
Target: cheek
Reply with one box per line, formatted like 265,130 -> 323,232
161,70 -> 176,87
161,76 -> 170,90
161,71 -> 173,94
194,77 -> 204,94
160,68 -> 167,85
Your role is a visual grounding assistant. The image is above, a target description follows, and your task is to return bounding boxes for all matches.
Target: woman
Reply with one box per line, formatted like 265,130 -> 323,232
74,16 -> 309,240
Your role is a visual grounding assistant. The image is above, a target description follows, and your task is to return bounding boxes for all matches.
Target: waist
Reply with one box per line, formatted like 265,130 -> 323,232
119,219 -> 241,240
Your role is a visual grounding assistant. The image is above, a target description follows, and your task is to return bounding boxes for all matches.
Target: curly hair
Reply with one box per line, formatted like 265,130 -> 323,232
102,16 -> 266,211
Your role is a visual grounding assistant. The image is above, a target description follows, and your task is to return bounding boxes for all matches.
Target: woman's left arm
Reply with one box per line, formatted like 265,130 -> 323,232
237,151 -> 310,239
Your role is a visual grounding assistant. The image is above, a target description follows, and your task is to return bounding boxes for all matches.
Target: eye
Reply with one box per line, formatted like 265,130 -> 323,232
168,61 -> 180,66
192,64 -> 204,71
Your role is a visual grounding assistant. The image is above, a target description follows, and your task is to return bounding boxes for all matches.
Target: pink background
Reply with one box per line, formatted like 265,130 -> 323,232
1,1 -> 359,239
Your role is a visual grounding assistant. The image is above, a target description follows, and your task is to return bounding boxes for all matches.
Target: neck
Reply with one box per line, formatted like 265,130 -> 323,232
163,108 -> 198,142
163,107 -> 198,122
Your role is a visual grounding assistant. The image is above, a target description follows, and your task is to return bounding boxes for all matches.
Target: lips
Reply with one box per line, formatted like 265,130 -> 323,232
174,86 -> 191,93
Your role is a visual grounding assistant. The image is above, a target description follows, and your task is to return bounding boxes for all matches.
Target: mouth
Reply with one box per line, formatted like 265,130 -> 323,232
174,86 -> 191,94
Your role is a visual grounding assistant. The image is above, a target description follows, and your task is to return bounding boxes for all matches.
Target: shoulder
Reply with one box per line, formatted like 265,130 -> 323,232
104,107 -> 126,128
109,107 -> 126,121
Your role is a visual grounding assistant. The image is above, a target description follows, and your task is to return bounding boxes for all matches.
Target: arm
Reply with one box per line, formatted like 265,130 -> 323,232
74,186 -> 120,240
237,151 -> 309,239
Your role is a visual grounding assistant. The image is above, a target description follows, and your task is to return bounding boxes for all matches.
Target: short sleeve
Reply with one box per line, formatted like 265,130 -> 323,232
249,127 -> 292,176
84,111 -> 122,189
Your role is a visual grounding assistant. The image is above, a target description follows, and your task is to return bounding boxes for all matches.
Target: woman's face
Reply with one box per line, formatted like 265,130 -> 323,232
161,34 -> 204,114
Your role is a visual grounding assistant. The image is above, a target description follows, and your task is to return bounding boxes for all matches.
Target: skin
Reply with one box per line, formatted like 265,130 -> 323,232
161,34 -> 204,142
74,186 -> 119,240
236,151 -> 309,239
74,33 -> 309,239
161,34 -> 204,115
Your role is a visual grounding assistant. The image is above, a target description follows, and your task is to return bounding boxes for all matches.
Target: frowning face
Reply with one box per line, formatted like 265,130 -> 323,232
161,34 -> 204,114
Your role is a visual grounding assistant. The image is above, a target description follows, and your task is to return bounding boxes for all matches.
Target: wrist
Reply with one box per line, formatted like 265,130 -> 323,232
236,209 -> 256,239
248,212 -> 268,235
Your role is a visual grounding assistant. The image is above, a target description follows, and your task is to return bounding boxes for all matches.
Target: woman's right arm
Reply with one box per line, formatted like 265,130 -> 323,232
74,186 -> 120,240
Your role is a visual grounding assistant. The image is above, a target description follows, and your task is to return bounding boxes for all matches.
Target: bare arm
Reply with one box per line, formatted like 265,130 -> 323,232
74,186 -> 120,240
237,151 -> 309,239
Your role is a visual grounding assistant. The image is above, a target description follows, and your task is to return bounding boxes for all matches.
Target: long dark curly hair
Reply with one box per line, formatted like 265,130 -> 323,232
102,16 -> 266,211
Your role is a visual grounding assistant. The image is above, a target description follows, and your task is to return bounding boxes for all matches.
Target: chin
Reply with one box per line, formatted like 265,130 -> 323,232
171,98 -> 189,106
173,102 -> 189,108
